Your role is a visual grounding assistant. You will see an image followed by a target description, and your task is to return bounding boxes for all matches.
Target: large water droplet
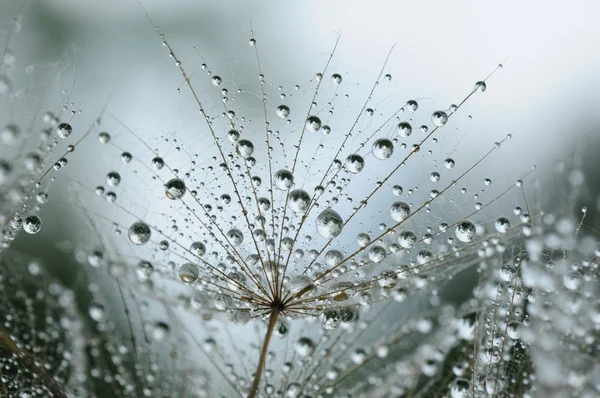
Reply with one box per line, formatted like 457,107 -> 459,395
56,122 -> 72,138
372,138 -> 394,160
345,154 -> 364,173
288,189 -> 311,213
306,116 -> 322,132
165,178 -> 186,200
316,208 -> 343,239
431,110 -> 449,127
274,169 -> 294,190
179,263 -> 199,283
227,228 -> 244,245
455,220 -> 476,243
390,201 -> 410,222
23,215 -> 42,234
276,105 -> 290,119
128,221 -> 151,245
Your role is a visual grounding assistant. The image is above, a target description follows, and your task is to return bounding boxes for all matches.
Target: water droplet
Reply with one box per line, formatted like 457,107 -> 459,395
227,228 -> 244,245
106,171 -> 121,187
316,208 -> 343,239
236,139 -> 254,157
406,99 -> 418,112
495,217 -> 510,233
306,115 -> 322,132
345,154 -> 365,173
0,124 -> 19,145
179,263 -> 199,283
56,122 -> 72,138
0,75 -> 12,96
121,152 -> 132,163
378,270 -> 398,289
152,157 -> 165,170
320,310 -> 341,331
276,105 -> 290,119
372,139 -> 394,160
295,337 -> 315,357
274,169 -> 294,190
475,81 -> 487,92
23,215 -> 42,234
431,110 -> 448,127
190,241 -> 206,257
128,221 -> 151,245
368,245 -> 387,263
390,201 -> 410,222
288,189 -> 311,213
165,178 -> 186,200
455,220 -> 476,243
398,230 -> 417,248
396,122 -> 412,137
88,303 -> 105,321
98,131 -> 110,143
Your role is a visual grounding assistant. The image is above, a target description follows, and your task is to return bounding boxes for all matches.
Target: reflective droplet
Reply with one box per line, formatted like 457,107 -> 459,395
398,230 -> 417,248
390,201 -> 410,222
121,152 -> 132,163
288,189 -> 311,213
320,310 -> 341,330
23,215 -> 42,234
276,105 -> 290,119
227,129 -> 240,142
152,322 -> 170,341
372,139 -> 394,160
152,157 -> 165,170
295,337 -> 315,357
190,241 -> 206,257
0,124 -> 19,145
128,221 -> 151,245
455,220 -> 476,243
179,263 -> 199,283
331,73 -> 342,85
98,131 -> 110,143
368,245 -> 387,263
56,122 -> 72,138
274,169 -> 294,190
345,154 -> 364,173
306,115 -> 322,132
396,121 -> 412,137
475,81 -> 487,92
378,270 -> 398,289
406,99 -> 418,112
106,171 -> 121,187
165,178 -> 186,200
495,217 -> 510,233
431,111 -> 448,127
236,139 -> 254,157
227,228 -> 244,245
316,208 -> 343,239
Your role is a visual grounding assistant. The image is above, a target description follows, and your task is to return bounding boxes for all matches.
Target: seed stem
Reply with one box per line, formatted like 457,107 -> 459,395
248,308 -> 280,398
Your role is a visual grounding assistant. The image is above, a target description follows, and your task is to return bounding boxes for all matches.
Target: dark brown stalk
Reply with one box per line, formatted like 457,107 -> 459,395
248,308 -> 280,398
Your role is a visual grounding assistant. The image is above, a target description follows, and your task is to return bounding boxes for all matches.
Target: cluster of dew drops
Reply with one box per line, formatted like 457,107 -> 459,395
107,60 -> 508,303
3,110 -> 77,240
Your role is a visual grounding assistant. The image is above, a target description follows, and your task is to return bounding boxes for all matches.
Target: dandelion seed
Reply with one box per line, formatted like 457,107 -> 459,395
3,3 -> 598,398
